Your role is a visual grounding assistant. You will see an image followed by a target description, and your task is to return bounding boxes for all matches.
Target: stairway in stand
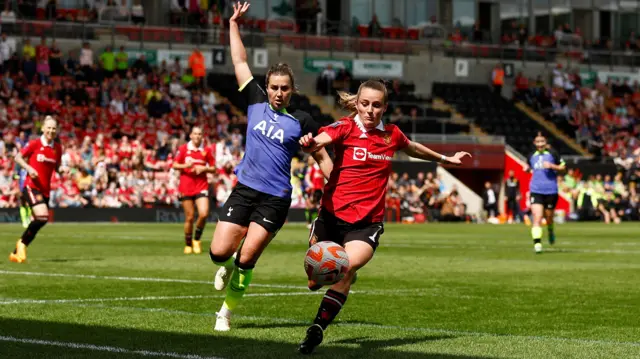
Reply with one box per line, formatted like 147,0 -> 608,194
433,98 -> 489,138
515,102 -> 590,157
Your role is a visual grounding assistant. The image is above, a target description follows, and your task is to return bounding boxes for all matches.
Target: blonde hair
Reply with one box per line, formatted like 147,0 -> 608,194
43,115 -> 57,126
337,79 -> 388,117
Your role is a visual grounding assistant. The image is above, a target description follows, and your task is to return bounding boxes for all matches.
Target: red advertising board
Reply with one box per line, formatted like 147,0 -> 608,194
421,144 -> 505,170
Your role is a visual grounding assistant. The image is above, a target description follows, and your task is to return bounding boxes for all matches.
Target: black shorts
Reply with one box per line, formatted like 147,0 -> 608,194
530,193 -> 558,210
309,209 -> 384,251
22,186 -> 49,208
306,189 -> 323,204
219,182 -> 291,234
180,191 -> 209,202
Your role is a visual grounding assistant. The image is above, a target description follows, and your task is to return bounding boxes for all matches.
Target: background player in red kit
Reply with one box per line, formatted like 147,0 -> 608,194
173,126 -> 216,254
9,116 -> 62,263
297,80 -> 471,354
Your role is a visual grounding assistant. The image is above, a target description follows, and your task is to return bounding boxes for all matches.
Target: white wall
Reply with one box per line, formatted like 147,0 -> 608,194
436,165 -> 483,217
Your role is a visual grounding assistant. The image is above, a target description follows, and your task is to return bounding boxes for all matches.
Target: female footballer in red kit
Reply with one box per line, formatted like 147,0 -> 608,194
297,79 -> 471,354
173,126 -> 216,254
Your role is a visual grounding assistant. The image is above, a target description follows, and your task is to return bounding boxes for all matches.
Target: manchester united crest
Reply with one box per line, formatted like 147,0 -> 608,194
383,134 -> 391,145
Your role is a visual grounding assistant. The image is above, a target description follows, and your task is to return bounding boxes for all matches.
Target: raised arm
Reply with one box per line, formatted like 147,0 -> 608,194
229,2 -> 253,88
402,141 -> 471,166
300,132 -> 334,180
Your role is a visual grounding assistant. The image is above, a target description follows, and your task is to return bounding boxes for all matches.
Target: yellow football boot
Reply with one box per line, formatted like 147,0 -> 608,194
192,240 -> 202,254
9,240 -> 26,263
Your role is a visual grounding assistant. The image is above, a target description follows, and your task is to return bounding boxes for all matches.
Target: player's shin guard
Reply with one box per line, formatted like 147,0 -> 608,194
19,216 -> 48,247
185,233 -> 193,247
313,289 -> 347,330
222,262 -> 254,311
531,226 -> 543,244
194,226 -> 205,241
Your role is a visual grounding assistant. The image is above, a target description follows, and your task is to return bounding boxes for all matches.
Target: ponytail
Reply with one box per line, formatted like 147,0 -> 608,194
337,91 -> 358,117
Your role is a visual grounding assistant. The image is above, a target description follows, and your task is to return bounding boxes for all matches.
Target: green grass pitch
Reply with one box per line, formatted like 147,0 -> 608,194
1,222 -> 639,359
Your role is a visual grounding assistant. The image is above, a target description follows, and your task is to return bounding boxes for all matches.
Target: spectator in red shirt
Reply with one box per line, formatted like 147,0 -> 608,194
514,71 -> 529,102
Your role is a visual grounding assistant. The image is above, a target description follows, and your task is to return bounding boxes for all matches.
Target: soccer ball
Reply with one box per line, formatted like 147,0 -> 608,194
304,241 -> 350,286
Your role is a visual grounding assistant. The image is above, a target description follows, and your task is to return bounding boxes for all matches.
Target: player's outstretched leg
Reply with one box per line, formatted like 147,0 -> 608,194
9,213 -> 48,263
215,261 -> 253,331
210,221 -> 246,292
213,222 -> 272,332
300,241 -> 374,355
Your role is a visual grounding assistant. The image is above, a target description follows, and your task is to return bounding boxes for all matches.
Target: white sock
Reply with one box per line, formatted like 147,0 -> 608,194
218,305 -> 232,318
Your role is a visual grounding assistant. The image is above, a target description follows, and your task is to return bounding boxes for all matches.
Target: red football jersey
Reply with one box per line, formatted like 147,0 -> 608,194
21,137 -> 63,195
308,164 -> 325,191
320,116 -> 409,223
174,141 -> 214,196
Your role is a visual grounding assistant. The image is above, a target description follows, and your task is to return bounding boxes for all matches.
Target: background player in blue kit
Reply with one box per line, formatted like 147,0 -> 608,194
208,1 -> 333,332
523,133 -> 566,253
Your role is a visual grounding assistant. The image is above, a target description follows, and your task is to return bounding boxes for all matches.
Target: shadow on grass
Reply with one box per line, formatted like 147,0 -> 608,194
236,321 -> 309,330
0,317 -> 499,359
35,258 -> 106,263
332,335 -> 456,350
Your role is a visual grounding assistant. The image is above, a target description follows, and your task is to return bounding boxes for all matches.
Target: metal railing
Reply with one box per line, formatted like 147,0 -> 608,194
7,18 -> 640,70
98,6 -> 132,24
412,133 -> 505,145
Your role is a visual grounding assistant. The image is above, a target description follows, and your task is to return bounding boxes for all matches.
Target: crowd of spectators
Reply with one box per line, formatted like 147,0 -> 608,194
0,33 -> 252,209
559,168 -> 640,223
8,0 -> 145,23
514,63 -> 640,164
386,171 -> 469,223
505,62 -> 640,223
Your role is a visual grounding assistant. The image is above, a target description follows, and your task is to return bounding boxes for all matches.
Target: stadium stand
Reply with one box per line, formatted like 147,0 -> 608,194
521,67 -> 640,160
432,82 -> 579,156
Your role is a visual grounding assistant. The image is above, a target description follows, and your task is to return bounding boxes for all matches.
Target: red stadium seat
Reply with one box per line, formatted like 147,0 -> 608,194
407,28 -> 420,40
358,25 -> 368,37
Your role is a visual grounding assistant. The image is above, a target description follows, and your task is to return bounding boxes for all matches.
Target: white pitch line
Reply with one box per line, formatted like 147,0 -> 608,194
0,270 -> 451,297
0,287 -> 456,306
0,294 -> 222,305
0,270 -> 305,289
0,292 -> 326,305
0,335 -> 224,359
